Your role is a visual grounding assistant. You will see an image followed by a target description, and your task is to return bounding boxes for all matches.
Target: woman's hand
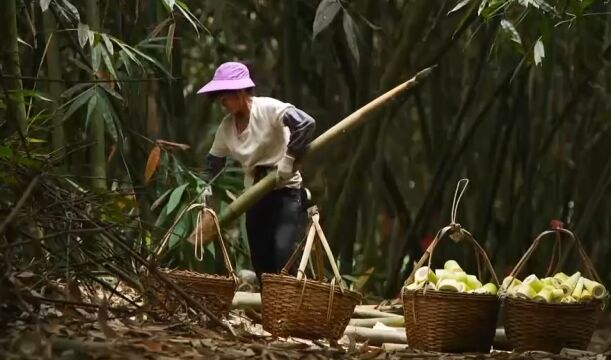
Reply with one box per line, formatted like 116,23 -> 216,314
277,154 -> 295,181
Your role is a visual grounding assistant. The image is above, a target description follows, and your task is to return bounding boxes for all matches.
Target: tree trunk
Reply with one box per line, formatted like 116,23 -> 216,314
86,0 -> 106,190
43,9 -> 66,165
281,1 -> 301,105
0,0 -> 27,137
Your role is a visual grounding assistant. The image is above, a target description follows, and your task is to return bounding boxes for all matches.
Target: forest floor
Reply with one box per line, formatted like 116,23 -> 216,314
1,277 -> 609,360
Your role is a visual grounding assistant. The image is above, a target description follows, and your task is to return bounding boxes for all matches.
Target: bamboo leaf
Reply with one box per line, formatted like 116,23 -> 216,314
102,86 -> 124,102
61,88 -> 94,122
167,183 -> 189,215
534,37 -> 545,66
145,146 -> 162,185
162,0 -> 176,10
100,45 -> 119,86
61,0 -> 80,22
85,88 -> 98,131
478,0 -> 489,15
96,92 -> 119,142
62,83 -> 93,99
92,44 -> 102,72
448,0 -> 471,14
118,51 -> 133,76
500,19 -> 522,45
40,0 -> 52,12
77,23 -> 90,48
151,188 -> 173,211
176,1 -> 206,35
101,34 -> 114,56
165,23 -> 176,61
342,11 -> 359,64
313,0 -> 341,39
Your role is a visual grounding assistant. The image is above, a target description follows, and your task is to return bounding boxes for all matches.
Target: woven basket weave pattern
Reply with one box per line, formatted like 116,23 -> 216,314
403,290 -> 499,352
154,269 -> 237,317
261,273 -> 362,340
503,296 -> 602,353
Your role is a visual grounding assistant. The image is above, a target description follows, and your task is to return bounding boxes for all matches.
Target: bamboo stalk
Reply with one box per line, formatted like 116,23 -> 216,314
216,66 -> 435,228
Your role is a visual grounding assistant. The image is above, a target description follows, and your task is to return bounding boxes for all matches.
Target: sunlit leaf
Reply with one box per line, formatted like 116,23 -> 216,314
145,146 -> 162,185
448,0 -> 471,14
40,0 -> 52,12
77,23 -> 90,48
101,34 -> 114,56
162,0 -> 176,10
167,183 -> 189,215
27,138 -> 47,143
342,11 -> 359,64
534,37 -> 545,66
313,0 -> 341,39
500,19 -> 522,45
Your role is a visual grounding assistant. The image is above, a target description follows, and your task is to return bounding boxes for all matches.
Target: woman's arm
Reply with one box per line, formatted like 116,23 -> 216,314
282,107 -> 316,157
203,153 -> 226,182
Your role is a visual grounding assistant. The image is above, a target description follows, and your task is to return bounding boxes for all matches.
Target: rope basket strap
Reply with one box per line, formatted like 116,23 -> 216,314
507,226 -> 603,287
155,203 -> 238,286
405,179 -> 499,289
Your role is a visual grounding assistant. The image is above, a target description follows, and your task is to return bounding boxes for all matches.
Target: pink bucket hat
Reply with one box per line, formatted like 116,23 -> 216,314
197,62 -> 255,94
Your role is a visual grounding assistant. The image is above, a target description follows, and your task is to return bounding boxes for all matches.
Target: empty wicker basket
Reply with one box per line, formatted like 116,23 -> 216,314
148,207 -> 239,319
501,227 -> 606,353
261,206 -> 362,341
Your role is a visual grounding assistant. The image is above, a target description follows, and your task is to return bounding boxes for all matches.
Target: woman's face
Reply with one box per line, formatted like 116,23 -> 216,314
218,91 -> 248,116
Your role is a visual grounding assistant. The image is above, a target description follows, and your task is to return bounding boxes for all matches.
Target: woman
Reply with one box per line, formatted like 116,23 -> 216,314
198,61 -> 316,280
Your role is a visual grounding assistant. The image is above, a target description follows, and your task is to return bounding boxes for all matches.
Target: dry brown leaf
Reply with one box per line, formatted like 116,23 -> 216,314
186,210 -> 217,246
144,145 -> 161,185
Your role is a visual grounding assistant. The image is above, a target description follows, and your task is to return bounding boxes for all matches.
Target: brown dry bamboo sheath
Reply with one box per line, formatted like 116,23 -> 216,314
218,66 -> 436,227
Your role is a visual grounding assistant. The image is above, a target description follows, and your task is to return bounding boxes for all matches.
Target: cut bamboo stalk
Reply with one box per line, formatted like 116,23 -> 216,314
348,317 -> 404,328
213,66 -> 436,231
343,326 -> 407,346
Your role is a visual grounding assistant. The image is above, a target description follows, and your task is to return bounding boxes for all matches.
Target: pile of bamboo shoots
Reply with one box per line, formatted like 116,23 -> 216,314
404,260 -> 498,295
500,272 -> 607,303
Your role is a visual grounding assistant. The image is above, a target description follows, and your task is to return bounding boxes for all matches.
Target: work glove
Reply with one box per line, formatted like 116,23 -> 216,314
277,154 -> 295,182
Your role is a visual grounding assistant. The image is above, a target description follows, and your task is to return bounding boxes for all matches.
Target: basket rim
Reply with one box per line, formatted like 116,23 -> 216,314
262,273 -> 363,301
402,288 -> 499,301
502,294 -> 603,309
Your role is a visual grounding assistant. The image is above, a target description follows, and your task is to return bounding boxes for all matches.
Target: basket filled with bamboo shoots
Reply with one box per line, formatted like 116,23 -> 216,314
402,180 -> 500,353
500,226 -> 608,353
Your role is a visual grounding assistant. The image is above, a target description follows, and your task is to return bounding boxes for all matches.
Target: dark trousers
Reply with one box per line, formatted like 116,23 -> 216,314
245,187 -> 305,280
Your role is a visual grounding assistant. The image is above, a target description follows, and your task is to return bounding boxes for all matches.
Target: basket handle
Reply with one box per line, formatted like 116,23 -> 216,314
196,208 -> 239,285
508,226 -> 602,285
405,179 -> 499,287
281,206 -> 346,290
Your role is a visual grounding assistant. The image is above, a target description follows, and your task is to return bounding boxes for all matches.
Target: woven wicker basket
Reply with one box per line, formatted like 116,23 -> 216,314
261,206 -> 362,341
501,227 -> 606,353
402,224 -> 500,353
402,178 -> 500,353
148,207 -> 238,318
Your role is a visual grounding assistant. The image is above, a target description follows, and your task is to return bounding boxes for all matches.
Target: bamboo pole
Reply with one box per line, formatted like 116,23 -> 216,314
215,66 -> 435,229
